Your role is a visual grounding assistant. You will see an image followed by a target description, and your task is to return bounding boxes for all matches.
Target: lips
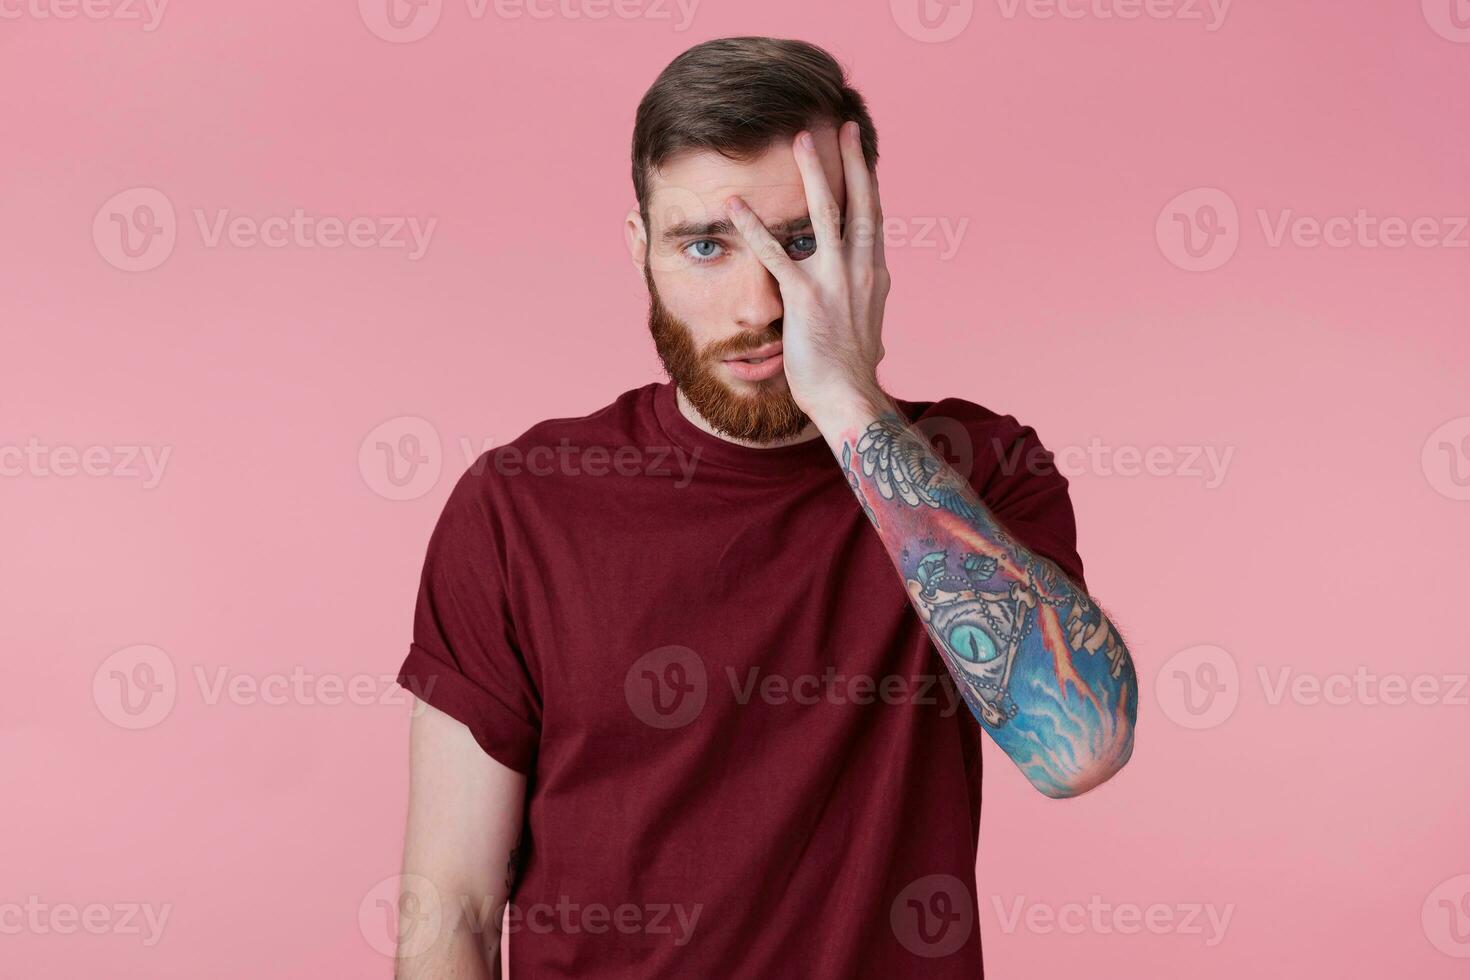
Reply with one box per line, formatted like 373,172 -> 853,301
722,341 -> 783,364
722,342 -> 785,383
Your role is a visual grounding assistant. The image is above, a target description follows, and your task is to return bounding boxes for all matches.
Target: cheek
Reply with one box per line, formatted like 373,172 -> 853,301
655,270 -> 727,339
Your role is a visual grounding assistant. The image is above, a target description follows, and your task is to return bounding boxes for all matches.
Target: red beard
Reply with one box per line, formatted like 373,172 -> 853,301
644,263 -> 809,443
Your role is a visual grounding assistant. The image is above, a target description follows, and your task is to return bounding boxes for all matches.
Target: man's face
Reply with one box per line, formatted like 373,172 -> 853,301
626,123 -> 848,443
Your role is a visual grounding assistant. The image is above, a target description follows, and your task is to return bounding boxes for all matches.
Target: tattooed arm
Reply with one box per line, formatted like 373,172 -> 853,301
719,123 -> 1135,796
824,388 -> 1137,799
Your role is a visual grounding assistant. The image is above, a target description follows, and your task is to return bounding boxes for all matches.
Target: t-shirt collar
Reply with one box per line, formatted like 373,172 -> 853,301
651,381 -> 835,477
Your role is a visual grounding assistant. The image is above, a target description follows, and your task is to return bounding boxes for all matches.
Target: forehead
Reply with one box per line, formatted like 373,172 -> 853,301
644,124 -> 847,234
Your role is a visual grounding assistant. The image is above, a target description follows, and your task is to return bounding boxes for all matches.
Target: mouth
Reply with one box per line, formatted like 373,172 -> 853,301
722,342 -> 785,382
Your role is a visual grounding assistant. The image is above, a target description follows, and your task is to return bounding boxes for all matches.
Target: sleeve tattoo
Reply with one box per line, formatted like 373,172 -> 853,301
846,413 -> 1137,798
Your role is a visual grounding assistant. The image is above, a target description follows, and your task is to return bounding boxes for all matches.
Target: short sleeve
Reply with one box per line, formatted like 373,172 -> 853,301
962,410 -> 1089,594
396,462 -> 541,773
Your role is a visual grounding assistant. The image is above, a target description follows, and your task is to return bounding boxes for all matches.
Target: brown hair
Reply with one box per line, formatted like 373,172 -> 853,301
631,36 -> 880,228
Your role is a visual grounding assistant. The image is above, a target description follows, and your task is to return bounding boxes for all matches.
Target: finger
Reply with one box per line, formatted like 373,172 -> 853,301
858,124 -> 888,268
726,195 -> 800,287
839,120 -> 880,259
869,168 -> 887,270
792,130 -> 843,256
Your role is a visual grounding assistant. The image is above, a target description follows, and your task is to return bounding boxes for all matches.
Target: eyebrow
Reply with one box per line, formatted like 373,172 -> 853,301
660,214 -> 814,242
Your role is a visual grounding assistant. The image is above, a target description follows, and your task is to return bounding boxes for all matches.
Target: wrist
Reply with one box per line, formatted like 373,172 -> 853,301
803,378 -> 894,438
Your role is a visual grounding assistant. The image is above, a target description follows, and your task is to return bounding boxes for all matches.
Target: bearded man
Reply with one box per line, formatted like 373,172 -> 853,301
395,35 -> 1137,980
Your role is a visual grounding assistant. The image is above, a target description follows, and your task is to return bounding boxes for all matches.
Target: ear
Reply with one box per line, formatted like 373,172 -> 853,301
623,206 -> 648,274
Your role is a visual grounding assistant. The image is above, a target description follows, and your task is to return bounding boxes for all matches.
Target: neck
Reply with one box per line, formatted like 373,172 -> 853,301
673,385 -> 824,449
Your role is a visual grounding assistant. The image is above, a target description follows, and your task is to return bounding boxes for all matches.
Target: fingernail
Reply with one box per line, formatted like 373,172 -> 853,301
800,132 -> 814,150
728,196 -> 744,212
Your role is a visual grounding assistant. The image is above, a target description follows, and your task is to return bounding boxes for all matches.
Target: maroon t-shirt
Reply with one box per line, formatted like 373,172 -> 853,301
398,381 -> 1085,978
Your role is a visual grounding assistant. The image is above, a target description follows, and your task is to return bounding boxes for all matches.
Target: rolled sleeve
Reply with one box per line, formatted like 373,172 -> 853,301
397,461 -> 541,774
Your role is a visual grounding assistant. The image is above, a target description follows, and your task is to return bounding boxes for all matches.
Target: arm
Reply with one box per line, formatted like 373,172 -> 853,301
397,700 -> 526,979
818,389 -> 1137,798
723,122 -> 1136,798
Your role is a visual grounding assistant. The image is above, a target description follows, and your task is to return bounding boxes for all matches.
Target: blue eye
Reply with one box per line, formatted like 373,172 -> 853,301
789,235 -> 817,259
685,240 -> 723,262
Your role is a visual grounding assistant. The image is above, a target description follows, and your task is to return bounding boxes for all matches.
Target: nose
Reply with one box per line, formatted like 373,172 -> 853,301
730,249 -> 784,334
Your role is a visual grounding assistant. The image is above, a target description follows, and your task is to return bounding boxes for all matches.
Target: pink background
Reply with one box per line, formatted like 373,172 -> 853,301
3,1 -> 1469,976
